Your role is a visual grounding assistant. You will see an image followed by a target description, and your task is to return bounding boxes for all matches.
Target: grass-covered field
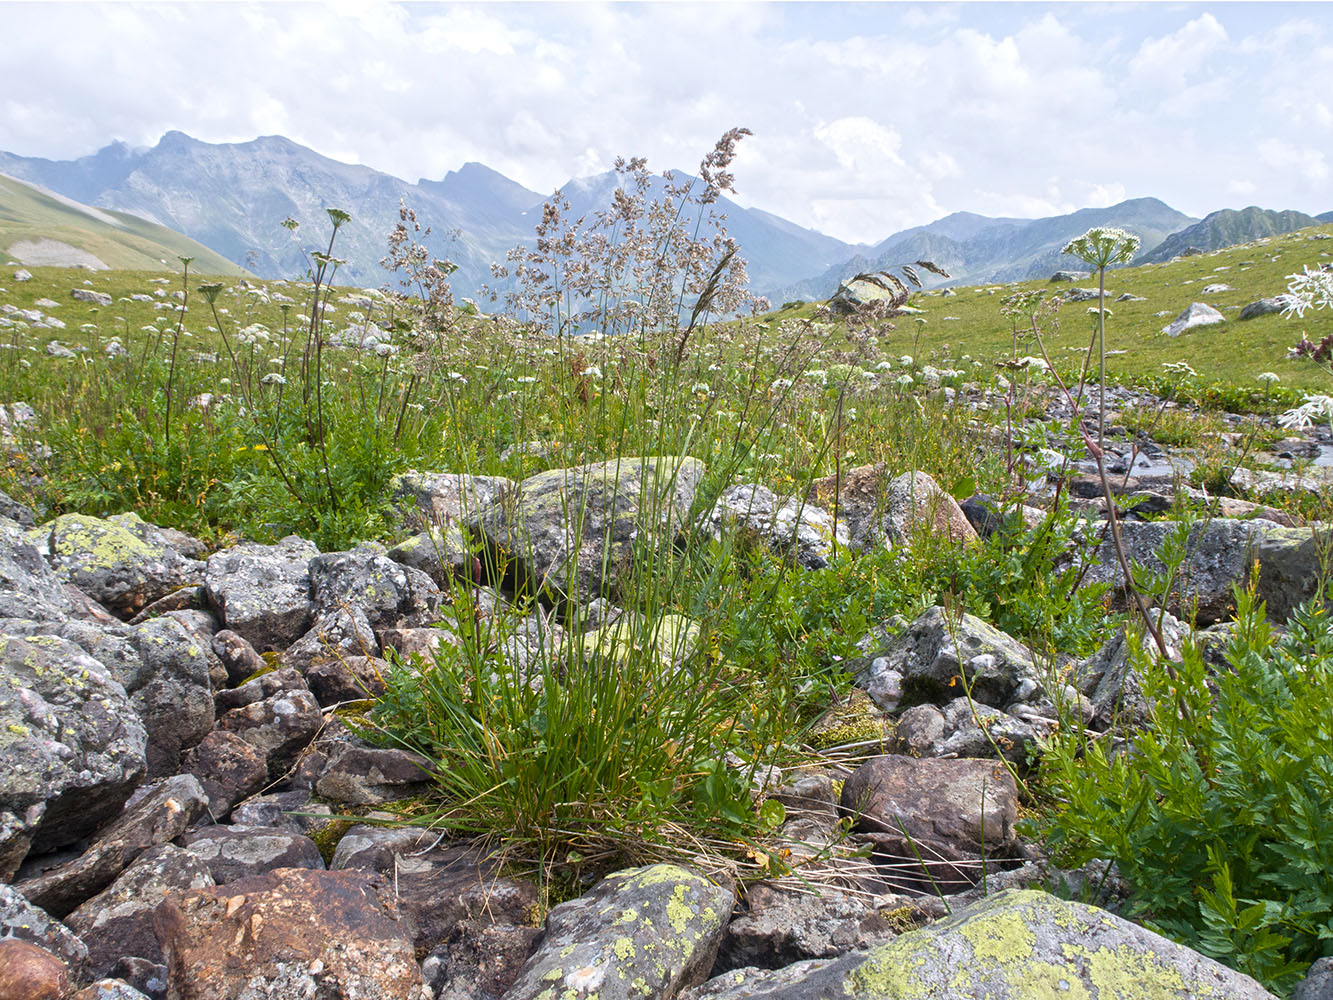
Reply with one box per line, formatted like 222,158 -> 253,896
3,204 -> 1332,996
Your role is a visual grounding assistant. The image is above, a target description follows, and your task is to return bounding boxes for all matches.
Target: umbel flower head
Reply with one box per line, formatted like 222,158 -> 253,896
1061,227 -> 1141,269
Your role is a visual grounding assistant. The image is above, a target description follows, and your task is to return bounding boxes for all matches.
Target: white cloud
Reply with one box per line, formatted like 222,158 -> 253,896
0,2 -> 1327,246
1129,13 -> 1228,90
1258,139 -> 1329,185
1229,179 -> 1257,197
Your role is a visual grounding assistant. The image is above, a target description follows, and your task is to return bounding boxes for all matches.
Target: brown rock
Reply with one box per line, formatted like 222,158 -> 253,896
182,730 -> 269,821
153,867 -> 422,1000
840,755 -> 1018,895
0,939 -> 70,1000
306,655 -> 390,705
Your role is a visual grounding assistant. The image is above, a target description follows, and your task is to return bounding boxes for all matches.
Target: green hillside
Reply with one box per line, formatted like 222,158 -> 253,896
0,172 -> 246,274
771,221 -> 1333,397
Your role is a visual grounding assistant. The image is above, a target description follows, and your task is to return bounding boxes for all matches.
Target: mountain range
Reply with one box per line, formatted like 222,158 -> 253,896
1,131 -> 1328,302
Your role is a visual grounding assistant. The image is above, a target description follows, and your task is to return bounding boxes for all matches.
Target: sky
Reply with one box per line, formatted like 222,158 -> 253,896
1,1 -> 1331,245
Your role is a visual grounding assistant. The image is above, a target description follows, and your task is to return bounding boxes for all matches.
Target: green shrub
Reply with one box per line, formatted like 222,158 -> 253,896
1036,587 -> 1333,996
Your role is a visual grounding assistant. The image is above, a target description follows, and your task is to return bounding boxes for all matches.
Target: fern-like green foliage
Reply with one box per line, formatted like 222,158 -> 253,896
1038,586 -> 1333,996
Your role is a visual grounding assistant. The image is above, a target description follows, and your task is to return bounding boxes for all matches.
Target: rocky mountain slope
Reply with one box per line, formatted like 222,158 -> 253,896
0,133 -> 864,300
769,197 -> 1198,303
1139,206 -> 1325,263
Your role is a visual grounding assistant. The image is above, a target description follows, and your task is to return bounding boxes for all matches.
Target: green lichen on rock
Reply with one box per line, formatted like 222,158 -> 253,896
825,888 -> 1276,1000
575,614 -> 701,673
807,690 -> 895,750
507,863 -> 732,1000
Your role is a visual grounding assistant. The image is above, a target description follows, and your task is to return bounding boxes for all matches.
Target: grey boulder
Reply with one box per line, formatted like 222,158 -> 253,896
478,456 -> 704,603
0,632 -> 147,878
1162,301 -> 1225,336
204,535 -> 318,651
706,484 -> 847,569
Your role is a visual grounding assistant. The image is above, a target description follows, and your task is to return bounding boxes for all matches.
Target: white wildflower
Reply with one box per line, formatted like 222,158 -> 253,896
1283,265 -> 1333,318
896,374 -> 915,387
1278,394 -> 1333,430
900,355 -> 914,367
1162,361 -> 1199,379
1256,372 -> 1281,387
261,373 -> 287,386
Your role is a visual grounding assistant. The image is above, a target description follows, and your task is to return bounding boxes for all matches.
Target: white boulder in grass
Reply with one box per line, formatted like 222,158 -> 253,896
1162,302 -> 1225,337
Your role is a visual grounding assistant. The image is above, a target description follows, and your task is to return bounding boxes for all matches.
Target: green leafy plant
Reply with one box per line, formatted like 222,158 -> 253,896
1037,585 -> 1333,995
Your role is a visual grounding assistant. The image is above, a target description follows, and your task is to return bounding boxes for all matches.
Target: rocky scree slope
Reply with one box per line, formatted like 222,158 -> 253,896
1,425 -> 1326,998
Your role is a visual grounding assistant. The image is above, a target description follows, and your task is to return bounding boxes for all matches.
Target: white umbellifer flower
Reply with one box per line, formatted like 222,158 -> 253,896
1278,394 -> 1333,430
690,382 -> 710,394
900,355 -> 914,367
1256,372 -> 1281,387
861,370 -> 878,380
1162,361 -> 1199,379
876,360 -> 893,371
261,373 -> 287,386
1015,356 -> 1049,371
1061,227 -> 1140,267
897,374 -> 915,386
374,343 -> 397,357
584,364 -> 602,379
804,369 -> 828,384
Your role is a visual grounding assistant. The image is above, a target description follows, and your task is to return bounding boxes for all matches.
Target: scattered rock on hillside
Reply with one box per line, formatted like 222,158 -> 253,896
884,471 -> 978,548
390,470 -> 514,530
0,883 -> 90,980
308,544 -> 441,629
214,667 -> 323,780
1062,287 -> 1104,302
0,938 -> 71,1000
14,269 -> 32,282
1080,612 -> 1189,730
1048,270 -> 1087,282
0,518 -> 77,620
63,844 -> 214,981
892,698 -> 1046,769
1086,518 -> 1275,624
0,488 -> 35,526
180,730 -> 268,821
71,289 -> 113,307
27,512 -> 204,619
1201,283 -> 1233,294
1162,301 -> 1225,336
178,825 -> 325,884
716,883 -> 902,971
15,774 -> 208,919
1240,295 -> 1295,319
